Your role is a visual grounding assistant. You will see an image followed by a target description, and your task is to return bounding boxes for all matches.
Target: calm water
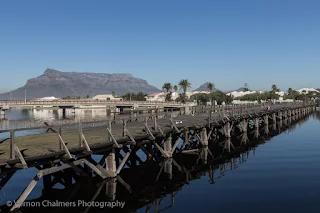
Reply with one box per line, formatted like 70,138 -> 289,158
1,112 -> 320,213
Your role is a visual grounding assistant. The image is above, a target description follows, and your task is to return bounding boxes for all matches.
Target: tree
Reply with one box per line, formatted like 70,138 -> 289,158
178,79 -> 191,103
173,85 -> 178,93
244,83 -> 249,92
162,83 -> 172,92
112,91 -> 116,97
162,83 -> 172,102
121,92 -> 147,101
271,84 -> 280,93
207,82 -> 215,106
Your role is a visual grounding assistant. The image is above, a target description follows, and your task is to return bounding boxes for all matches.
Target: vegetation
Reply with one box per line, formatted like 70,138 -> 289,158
190,90 -> 233,105
178,79 -> 191,103
173,85 -> 178,93
62,96 -> 87,99
244,83 -> 249,92
162,82 -> 173,102
121,92 -> 147,101
207,82 -> 215,106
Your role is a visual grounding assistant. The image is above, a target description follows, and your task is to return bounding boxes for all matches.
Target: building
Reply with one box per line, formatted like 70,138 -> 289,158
93,94 -> 123,101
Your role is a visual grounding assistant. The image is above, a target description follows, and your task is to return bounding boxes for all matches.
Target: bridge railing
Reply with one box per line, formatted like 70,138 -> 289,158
0,99 -> 186,106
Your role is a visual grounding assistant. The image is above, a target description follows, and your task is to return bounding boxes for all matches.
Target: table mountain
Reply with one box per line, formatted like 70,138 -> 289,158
0,69 -> 160,100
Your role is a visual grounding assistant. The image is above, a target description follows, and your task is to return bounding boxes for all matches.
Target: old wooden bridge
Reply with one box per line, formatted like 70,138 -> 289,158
0,101 -> 316,212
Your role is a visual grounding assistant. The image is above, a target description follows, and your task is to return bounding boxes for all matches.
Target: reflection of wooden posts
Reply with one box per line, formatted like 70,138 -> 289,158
200,147 -> 208,164
164,158 -> 173,180
106,178 -> 117,201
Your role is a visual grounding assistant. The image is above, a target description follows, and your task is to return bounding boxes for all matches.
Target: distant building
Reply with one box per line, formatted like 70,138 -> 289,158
93,94 -> 123,101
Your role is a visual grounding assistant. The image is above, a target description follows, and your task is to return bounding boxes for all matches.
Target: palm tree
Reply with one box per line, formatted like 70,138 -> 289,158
173,85 -> 178,93
162,83 -> 172,92
271,84 -> 280,93
178,79 -> 191,103
162,83 -> 172,102
207,82 -> 215,106
207,82 -> 215,91
244,83 -> 249,91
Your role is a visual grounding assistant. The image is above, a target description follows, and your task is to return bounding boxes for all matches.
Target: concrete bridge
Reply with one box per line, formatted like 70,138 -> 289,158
0,105 -> 9,119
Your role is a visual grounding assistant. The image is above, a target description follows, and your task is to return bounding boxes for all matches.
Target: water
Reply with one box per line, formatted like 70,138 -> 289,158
0,111 -> 320,213
0,108 -> 110,137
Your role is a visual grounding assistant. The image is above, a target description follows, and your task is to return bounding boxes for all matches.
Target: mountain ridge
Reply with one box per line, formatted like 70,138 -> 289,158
0,68 -> 160,100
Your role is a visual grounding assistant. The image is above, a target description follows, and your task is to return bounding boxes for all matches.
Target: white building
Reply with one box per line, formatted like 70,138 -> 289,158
297,88 -> 320,94
226,91 -> 264,98
93,94 -> 123,101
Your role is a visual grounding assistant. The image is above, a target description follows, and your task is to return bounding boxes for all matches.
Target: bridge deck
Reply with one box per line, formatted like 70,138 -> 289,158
0,103 -> 312,168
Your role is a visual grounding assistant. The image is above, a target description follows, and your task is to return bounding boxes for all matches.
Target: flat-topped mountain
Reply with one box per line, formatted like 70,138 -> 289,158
0,69 -> 160,100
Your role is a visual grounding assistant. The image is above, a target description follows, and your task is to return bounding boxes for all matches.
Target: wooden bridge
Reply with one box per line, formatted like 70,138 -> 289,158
0,101 -> 316,212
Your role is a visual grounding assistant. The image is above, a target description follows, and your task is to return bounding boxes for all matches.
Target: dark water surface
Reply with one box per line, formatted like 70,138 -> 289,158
1,113 -> 320,213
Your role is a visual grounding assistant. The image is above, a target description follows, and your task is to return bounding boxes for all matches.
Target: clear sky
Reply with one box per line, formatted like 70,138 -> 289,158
1,0 -> 320,93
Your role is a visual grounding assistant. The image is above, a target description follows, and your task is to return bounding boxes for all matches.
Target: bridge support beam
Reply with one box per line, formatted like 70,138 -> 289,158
105,149 -> 117,178
200,128 -> 208,146
223,122 -> 232,138
264,115 -> 269,135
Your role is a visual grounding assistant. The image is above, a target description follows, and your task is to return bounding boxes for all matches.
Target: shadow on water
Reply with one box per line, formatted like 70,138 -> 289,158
0,112 -> 318,213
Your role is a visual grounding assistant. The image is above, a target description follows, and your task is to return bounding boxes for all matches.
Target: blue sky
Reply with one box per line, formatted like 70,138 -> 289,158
1,0 -> 320,93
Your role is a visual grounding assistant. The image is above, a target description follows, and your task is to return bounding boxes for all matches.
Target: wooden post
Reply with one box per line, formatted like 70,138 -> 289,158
200,128 -> 208,146
153,116 -> 157,132
108,120 -> 112,141
122,119 -> 127,137
59,127 -> 62,151
78,123 -> 83,147
10,130 -> 15,160
240,119 -> 247,132
224,122 -> 232,138
254,118 -> 259,129
164,136 -> 172,157
106,149 -> 117,178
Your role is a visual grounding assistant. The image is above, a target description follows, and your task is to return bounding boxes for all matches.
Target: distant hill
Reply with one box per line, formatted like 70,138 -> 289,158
193,83 -> 219,92
0,69 -> 160,100
225,87 -> 251,93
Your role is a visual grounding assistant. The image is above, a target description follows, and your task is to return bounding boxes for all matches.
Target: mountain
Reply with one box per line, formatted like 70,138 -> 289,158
0,69 -> 160,100
225,87 -> 251,94
193,83 -> 218,92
